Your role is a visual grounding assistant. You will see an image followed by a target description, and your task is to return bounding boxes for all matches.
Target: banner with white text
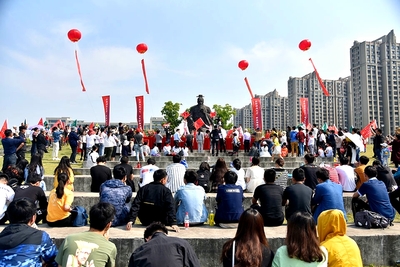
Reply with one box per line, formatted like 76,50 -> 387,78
300,97 -> 309,126
135,95 -> 144,131
251,97 -> 263,130
102,95 -> 110,127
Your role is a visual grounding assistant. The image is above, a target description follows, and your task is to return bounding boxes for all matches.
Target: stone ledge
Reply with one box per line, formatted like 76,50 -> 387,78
0,224 -> 398,266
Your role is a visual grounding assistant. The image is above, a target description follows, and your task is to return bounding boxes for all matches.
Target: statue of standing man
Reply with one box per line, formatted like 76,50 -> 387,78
188,95 -> 213,132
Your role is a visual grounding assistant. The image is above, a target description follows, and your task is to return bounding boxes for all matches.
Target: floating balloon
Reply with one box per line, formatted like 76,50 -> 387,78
136,43 -> 148,54
238,60 -> 249,71
67,29 -> 81,42
299,39 -> 312,51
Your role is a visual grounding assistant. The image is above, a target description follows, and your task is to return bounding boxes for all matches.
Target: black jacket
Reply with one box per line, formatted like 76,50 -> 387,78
376,165 -> 398,192
128,182 -> 176,226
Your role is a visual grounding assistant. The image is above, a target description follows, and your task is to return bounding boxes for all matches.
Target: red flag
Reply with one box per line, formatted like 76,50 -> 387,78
75,50 -> 86,92
210,111 -> 216,118
194,118 -> 205,130
0,120 -> 7,139
51,119 -> 63,129
360,122 -> 373,139
371,120 -> 378,130
244,77 -> 254,99
141,59 -> 149,94
102,95 -> 110,127
136,96 -> 144,131
89,122 -> 94,130
306,123 -> 312,131
328,125 -> 338,134
38,118 -> 43,126
251,98 -> 263,130
180,111 -> 190,119
309,58 -> 329,97
226,129 -> 233,138
300,98 -> 309,127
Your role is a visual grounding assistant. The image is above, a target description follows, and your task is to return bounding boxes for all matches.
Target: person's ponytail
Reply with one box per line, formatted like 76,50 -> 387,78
56,173 -> 68,199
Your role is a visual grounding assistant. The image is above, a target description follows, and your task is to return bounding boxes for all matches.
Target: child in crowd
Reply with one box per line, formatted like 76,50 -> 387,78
318,145 -> 325,158
150,144 -> 160,156
381,143 -> 390,166
325,143 -> 334,158
307,131 -> 315,156
281,144 -> 288,158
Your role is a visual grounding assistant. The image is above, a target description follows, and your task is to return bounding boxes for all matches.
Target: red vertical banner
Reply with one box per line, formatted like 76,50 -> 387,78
102,95 -> 110,127
251,97 -> 263,130
300,97 -> 309,126
136,96 -> 144,130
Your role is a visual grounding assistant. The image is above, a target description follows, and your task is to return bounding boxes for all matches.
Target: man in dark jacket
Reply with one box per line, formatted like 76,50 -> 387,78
128,222 -> 200,267
36,129 -> 48,158
372,160 -> 398,193
16,125 -> 27,163
68,126 -> 80,163
0,198 -> 58,266
126,170 -> 179,232
373,128 -> 385,163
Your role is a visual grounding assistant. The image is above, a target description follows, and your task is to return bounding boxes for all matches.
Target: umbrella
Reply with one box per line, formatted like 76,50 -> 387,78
343,132 -> 363,149
28,124 -> 44,130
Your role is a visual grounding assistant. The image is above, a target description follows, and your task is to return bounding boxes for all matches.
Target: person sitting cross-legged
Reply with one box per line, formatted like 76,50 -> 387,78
352,166 -> 395,222
0,198 -> 58,266
175,170 -> 208,226
100,165 -> 132,227
311,168 -> 347,223
126,169 -> 179,232
214,171 -> 244,225
252,169 -> 284,226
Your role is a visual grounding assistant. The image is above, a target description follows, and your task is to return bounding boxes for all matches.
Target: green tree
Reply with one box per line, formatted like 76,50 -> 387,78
161,101 -> 182,130
212,104 -> 236,129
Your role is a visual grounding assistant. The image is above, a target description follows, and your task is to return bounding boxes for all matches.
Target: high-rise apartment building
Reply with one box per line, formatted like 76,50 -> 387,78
233,89 -> 288,130
350,30 -> 400,134
287,72 -> 352,128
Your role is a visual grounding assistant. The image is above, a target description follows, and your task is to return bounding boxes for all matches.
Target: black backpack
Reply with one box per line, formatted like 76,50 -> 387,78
354,210 -> 390,229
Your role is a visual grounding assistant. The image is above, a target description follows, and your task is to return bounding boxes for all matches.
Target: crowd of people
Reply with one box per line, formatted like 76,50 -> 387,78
1,121 -> 400,266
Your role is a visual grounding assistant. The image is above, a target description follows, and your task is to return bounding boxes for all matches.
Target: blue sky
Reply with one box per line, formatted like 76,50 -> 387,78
0,0 -> 399,126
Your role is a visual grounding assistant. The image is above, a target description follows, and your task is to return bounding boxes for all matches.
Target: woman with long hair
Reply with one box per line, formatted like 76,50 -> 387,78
210,158 -> 228,192
230,158 -> 246,191
221,208 -> 274,267
47,173 -> 75,227
272,212 -> 328,266
197,162 -> 211,192
24,154 -> 45,190
53,156 -> 74,191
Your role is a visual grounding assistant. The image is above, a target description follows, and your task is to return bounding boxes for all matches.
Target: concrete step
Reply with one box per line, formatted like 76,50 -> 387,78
2,209 -> 398,266
43,191 -> 359,221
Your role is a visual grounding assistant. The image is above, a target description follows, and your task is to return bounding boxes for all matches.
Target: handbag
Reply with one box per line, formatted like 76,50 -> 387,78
354,210 -> 389,229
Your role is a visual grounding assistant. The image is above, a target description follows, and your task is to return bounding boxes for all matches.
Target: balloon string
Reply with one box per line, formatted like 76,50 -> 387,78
141,59 -> 149,94
75,50 -> 86,92
309,58 -> 329,97
244,77 -> 254,99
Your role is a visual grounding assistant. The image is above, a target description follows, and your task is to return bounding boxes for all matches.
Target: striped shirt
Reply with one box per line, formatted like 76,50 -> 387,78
166,163 -> 186,193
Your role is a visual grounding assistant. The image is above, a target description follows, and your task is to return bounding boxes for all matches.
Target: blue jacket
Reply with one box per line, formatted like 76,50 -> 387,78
68,131 -> 80,147
174,183 -> 208,224
215,184 -> 244,223
52,131 -> 62,143
311,180 -> 347,222
100,179 -> 132,226
0,224 -> 58,267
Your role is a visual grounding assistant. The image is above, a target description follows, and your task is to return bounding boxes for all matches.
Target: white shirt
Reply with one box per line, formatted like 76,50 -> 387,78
308,136 -> 315,146
325,146 -> 333,157
140,164 -> 160,187
0,184 -> 15,220
163,145 -> 172,155
150,146 -> 160,156
243,132 -> 251,141
245,165 -> 265,193
318,148 -> 325,157
230,167 -> 246,190
260,146 -> 271,157
173,131 -> 182,142
319,133 -> 326,143
280,135 -> 287,145
166,163 -> 186,193
336,165 -> 356,191
219,128 -> 227,139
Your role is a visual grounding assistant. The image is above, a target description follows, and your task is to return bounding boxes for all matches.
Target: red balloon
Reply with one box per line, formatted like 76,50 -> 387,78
136,43 -> 148,54
67,29 -> 81,42
238,60 -> 249,71
299,39 -> 312,51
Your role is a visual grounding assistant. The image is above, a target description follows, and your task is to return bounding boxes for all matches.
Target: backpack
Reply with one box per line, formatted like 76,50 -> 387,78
354,210 -> 390,229
71,206 -> 88,227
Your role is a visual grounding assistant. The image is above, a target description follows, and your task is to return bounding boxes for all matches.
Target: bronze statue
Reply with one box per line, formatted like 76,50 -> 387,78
188,95 -> 213,131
